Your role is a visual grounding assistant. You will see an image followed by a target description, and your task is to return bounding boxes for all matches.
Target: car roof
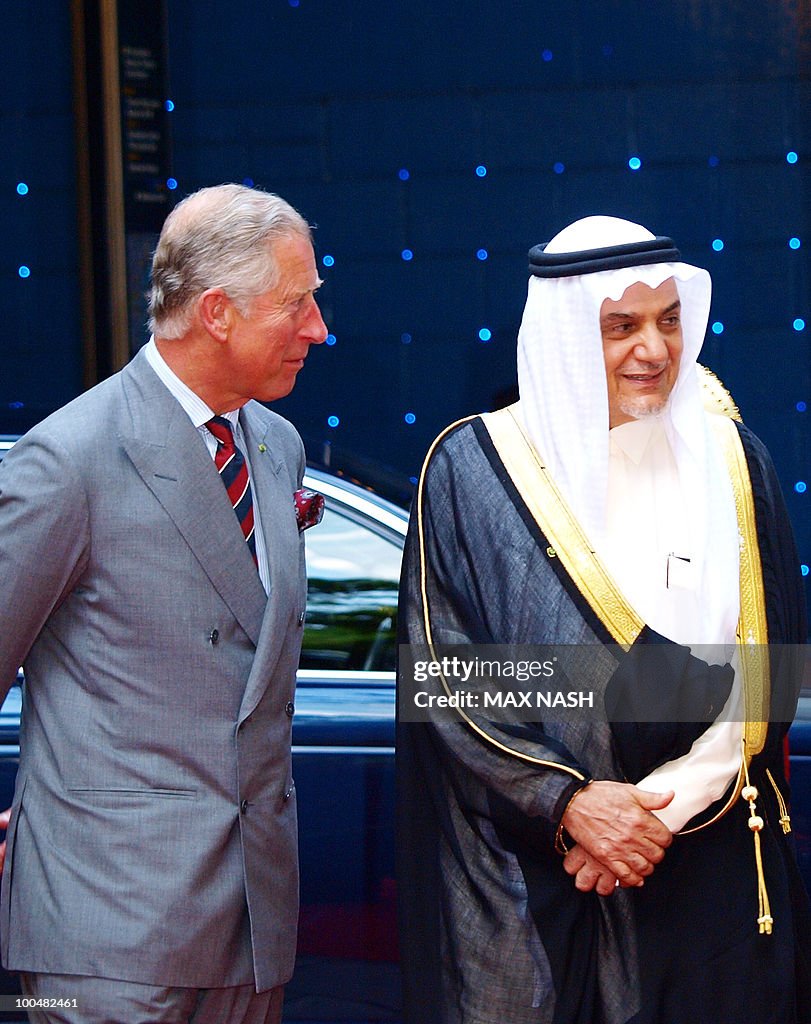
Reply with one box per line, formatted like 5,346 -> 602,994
304,466 -> 408,536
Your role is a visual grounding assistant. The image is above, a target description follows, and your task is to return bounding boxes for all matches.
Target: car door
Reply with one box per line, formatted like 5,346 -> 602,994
286,469 -> 406,1022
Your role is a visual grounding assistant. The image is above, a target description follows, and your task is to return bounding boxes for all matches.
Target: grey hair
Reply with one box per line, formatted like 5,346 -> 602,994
148,183 -> 312,339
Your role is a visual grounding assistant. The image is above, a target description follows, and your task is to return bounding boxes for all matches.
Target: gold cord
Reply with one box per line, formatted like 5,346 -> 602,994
742,748 -> 773,935
765,768 -> 791,834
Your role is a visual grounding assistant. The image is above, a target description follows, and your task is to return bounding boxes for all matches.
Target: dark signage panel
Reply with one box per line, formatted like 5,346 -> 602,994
117,0 -> 173,352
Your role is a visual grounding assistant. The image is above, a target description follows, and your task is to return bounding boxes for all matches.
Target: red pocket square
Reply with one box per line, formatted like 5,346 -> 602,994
294,488 -> 325,531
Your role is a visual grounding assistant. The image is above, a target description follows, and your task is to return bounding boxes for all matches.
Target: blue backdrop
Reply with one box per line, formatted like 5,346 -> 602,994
4,0 -> 810,574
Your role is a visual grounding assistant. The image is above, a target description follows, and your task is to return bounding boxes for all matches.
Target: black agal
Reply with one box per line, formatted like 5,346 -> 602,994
528,236 -> 681,278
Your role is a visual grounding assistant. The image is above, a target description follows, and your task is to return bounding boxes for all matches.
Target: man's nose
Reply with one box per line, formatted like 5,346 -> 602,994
633,325 -> 668,363
302,296 -> 329,345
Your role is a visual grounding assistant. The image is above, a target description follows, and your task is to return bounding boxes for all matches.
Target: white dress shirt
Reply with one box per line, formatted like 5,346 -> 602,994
144,338 -> 270,593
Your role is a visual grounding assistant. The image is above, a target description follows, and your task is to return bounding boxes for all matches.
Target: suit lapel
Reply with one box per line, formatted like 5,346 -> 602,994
241,410 -> 285,584
118,352 -> 267,647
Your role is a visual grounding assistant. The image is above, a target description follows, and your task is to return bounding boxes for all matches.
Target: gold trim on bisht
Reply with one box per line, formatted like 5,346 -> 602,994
415,415 -> 586,780
697,363 -> 741,421
480,406 -> 644,651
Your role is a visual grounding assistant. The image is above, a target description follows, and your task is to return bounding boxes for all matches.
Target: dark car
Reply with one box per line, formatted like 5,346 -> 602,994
0,438 -> 809,1023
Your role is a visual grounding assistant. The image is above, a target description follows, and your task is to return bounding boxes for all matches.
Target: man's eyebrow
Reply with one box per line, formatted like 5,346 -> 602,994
290,278 -> 323,300
601,310 -> 639,322
600,299 -> 681,322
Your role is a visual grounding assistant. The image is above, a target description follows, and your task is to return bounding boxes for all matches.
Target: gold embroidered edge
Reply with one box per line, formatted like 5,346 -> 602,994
710,415 -> 770,755
414,415 -> 585,779
480,405 -> 644,650
679,416 -> 769,835
698,363 -> 742,422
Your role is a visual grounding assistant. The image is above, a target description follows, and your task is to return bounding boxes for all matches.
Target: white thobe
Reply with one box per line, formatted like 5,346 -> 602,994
601,417 -> 742,832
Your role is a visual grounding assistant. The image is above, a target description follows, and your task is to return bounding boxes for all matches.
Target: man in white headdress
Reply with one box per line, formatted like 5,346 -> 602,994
397,217 -> 811,1024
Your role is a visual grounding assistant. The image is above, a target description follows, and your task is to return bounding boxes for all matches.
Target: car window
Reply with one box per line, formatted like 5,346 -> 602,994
301,504 -> 402,672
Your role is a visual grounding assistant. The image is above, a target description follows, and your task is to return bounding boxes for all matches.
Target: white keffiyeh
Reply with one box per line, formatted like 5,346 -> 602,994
516,215 -> 739,649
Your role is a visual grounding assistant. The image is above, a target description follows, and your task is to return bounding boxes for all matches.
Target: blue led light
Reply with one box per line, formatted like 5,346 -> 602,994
542,49 -> 553,62
322,254 -> 335,267
797,401 -> 807,412
795,481 -> 807,494
242,177 -> 255,188
398,168 -> 410,181
794,318 -> 806,332
708,155 -> 720,168
327,415 -> 340,428
475,165 -> 487,178
16,182 -> 28,196
167,177 -> 178,190
789,237 -> 801,250
8,401 -> 24,410
404,412 -> 416,425
401,332 -> 412,344
478,328 -> 492,342
164,99 -> 175,112
712,238 -> 724,252
628,156 -> 642,171
553,162 -> 565,174
325,334 -> 337,346
476,248 -> 488,261
401,248 -> 413,261
803,564 -> 810,577
18,265 -> 30,279
711,321 -> 724,335
786,151 -> 799,164
409,475 -> 418,485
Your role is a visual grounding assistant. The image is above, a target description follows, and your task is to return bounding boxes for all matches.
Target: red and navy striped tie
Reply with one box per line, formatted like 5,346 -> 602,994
206,416 -> 258,566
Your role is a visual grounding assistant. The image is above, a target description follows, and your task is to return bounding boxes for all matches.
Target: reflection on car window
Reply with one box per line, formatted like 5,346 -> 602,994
302,506 -> 401,672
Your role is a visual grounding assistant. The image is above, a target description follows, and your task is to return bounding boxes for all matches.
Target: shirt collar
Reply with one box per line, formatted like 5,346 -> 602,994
144,337 -> 240,430
608,415 -> 664,465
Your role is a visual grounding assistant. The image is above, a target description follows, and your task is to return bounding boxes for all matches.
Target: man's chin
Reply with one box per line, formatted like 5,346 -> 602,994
617,395 -> 669,421
258,373 -> 300,404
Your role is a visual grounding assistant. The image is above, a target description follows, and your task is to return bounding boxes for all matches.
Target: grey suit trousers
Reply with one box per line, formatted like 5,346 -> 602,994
20,972 -> 284,1024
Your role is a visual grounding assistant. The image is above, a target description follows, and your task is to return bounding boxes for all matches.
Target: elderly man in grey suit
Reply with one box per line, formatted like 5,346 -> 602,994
0,183 -> 328,1022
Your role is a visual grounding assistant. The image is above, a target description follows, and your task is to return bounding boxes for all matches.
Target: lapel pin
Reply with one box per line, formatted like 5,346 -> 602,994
258,444 -> 267,453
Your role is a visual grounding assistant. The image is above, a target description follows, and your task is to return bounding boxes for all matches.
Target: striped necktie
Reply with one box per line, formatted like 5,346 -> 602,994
206,416 -> 258,566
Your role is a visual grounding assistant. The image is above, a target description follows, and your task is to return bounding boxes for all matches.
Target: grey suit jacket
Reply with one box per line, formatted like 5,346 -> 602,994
0,349 -> 307,990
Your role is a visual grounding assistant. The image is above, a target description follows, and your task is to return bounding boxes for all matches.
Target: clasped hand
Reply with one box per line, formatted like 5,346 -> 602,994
561,781 -> 673,896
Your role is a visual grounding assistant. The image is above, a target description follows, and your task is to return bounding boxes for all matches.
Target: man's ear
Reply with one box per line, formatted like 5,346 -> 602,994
198,288 -> 234,342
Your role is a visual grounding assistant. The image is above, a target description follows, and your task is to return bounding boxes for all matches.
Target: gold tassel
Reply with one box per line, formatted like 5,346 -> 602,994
742,761 -> 772,934
765,768 -> 791,835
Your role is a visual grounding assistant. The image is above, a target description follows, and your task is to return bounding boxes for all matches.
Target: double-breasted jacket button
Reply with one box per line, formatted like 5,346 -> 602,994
240,799 -> 249,814
285,701 -> 295,717
208,629 -> 219,645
